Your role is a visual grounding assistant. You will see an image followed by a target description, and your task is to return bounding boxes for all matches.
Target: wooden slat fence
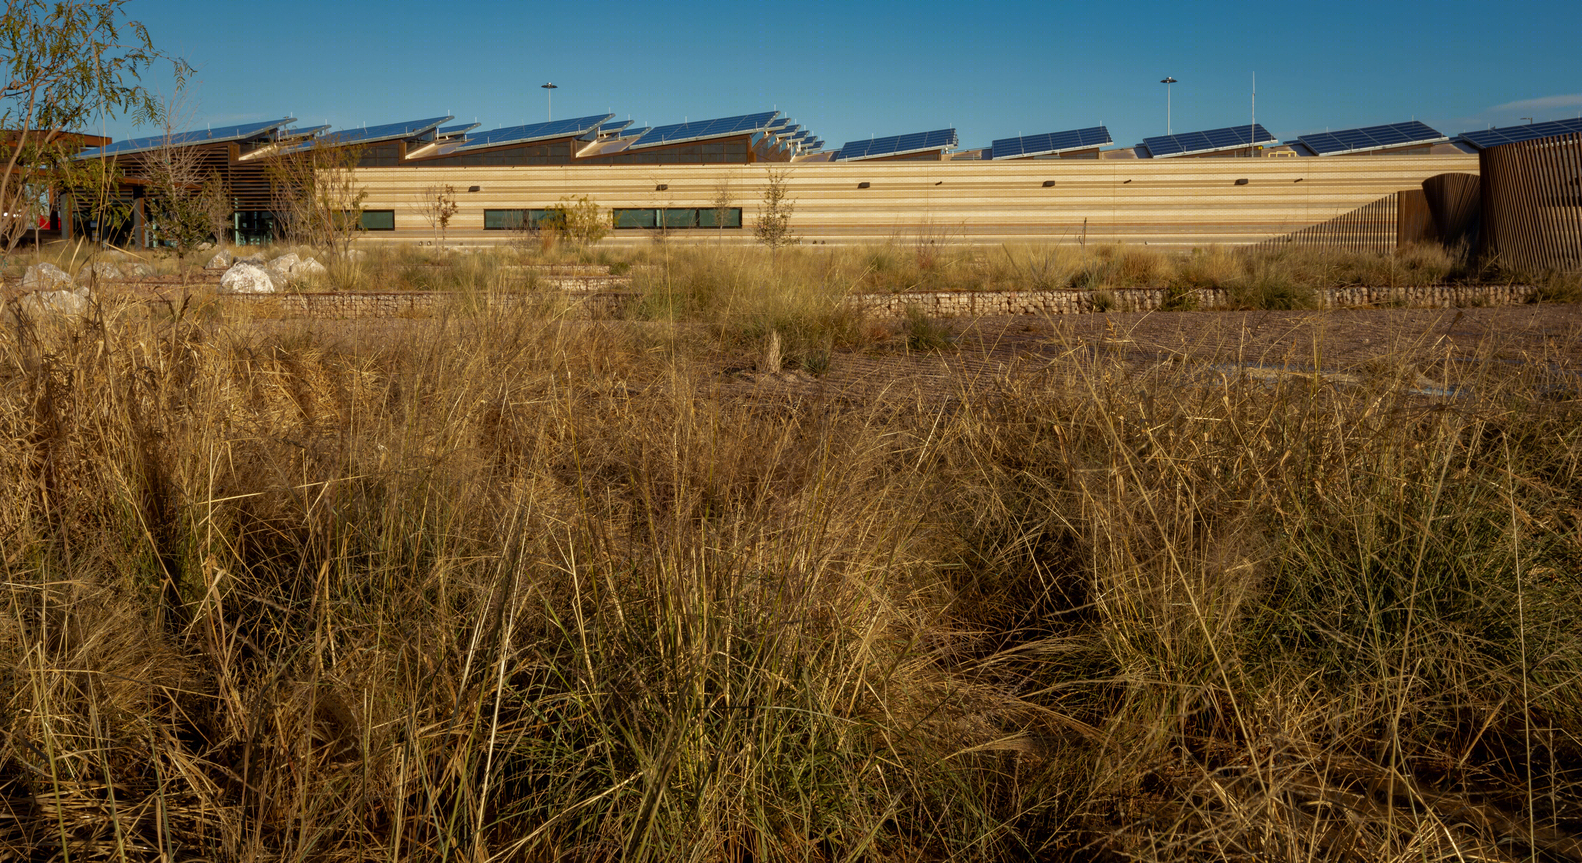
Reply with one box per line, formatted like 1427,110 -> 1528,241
1480,132 -> 1582,272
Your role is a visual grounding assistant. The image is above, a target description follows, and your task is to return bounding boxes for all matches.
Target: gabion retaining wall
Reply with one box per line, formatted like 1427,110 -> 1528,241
215,283 -> 1541,321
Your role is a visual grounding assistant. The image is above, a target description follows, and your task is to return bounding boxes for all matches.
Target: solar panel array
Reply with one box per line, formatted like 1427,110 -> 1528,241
990,126 -> 1112,160
626,112 -> 781,150
76,119 -> 295,159
318,116 -> 452,147
437,122 -> 480,137
1142,123 -> 1276,158
454,114 -> 614,151
1295,121 -> 1443,155
834,129 -> 958,161
1459,117 -> 1582,150
598,119 -> 634,136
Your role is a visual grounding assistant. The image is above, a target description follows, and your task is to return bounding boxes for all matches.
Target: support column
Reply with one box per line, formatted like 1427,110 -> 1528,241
60,193 -> 74,241
132,189 -> 146,249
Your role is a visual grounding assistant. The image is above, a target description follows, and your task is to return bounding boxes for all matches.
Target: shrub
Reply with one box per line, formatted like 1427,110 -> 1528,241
548,195 -> 611,246
903,304 -> 953,351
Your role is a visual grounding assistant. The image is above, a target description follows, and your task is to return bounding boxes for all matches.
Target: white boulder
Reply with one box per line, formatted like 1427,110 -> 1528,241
293,257 -> 327,279
218,262 -> 277,294
236,252 -> 266,266
18,286 -> 91,317
75,262 -> 122,282
22,263 -> 74,292
205,250 -> 234,270
123,262 -> 153,278
268,252 -> 300,271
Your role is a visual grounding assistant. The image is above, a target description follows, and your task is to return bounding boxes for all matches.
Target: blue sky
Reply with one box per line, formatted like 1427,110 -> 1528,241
110,0 -> 1581,151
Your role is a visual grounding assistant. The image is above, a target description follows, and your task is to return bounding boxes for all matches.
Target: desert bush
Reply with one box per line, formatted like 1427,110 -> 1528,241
1391,241 -> 1456,285
1534,268 -> 1582,303
902,304 -> 953,351
632,245 -> 867,370
1175,245 -> 1241,288
547,194 -> 612,246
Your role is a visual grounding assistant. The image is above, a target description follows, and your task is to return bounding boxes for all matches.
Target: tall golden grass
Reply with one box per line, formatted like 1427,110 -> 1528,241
1,250 -> 1579,860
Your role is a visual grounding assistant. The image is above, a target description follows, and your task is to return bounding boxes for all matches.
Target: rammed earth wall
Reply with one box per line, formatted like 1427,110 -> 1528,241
217,283 -> 1540,320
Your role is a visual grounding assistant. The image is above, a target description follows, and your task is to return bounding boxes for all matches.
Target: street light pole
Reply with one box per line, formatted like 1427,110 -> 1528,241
541,82 -> 558,121
1161,77 -> 1177,135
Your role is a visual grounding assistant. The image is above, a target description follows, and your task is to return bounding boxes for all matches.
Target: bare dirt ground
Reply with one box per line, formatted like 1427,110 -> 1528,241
741,305 -> 1582,402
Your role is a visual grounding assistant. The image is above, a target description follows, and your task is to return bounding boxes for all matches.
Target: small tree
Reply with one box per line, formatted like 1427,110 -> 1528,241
143,124 -> 218,262
198,172 -> 231,247
711,179 -> 734,242
548,195 -> 610,247
0,0 -> 187,255
268,138 -> 366,259
418,183 -> 458,247
754,167 -> 796,248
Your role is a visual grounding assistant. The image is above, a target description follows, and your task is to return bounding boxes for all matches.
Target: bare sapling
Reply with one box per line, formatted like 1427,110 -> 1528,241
419,183 -> 459,248
754,167 -> 796,248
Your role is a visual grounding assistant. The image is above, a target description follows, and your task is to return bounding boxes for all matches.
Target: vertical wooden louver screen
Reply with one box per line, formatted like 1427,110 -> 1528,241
1480,132 -> 1582,272
1258,193 -> 1398,254
1421,172 -> 1481,251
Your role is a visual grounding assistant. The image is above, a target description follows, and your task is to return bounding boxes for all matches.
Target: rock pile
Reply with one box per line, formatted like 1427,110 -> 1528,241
216,252 -> 328,294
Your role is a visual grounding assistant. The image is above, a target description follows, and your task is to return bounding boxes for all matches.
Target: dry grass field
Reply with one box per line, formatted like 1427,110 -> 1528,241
1,242 -> 1580,861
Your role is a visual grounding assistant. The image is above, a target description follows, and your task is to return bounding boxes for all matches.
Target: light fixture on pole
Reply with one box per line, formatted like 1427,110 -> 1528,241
541,82 -> 558,121
1160,77 -> 1178,135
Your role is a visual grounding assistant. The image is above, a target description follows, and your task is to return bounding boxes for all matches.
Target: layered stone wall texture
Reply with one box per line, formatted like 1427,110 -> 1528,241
848,283 -> 1539,316
222,283 -> 1540,320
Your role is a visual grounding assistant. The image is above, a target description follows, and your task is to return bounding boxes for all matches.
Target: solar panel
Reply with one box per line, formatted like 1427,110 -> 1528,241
280,124 -> 330,140
437,122 -> 480,137
1459,117 -> 1582,150
1296,120 -> 1443,155
75,118 -> 295,159
1142,123 -> 1276,158
618,127 -> 650,140
834,129 -> 958,161
597,119 -> 634,136
453,114 -> 614,151
990,126 -> 1112,159
317,116 -> 453,147
626,112 -> 781,149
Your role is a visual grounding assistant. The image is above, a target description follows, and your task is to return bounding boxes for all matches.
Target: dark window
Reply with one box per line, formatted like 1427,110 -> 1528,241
612,207 -> 741,229
613,208 -> 658,229
483,208 -> 559,230
698,207 -> 742,228
360,210 -> 395,231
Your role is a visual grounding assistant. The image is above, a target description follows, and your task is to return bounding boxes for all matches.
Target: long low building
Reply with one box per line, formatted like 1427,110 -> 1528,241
67,110 -> 1582,250
353,153 -> 1479,248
